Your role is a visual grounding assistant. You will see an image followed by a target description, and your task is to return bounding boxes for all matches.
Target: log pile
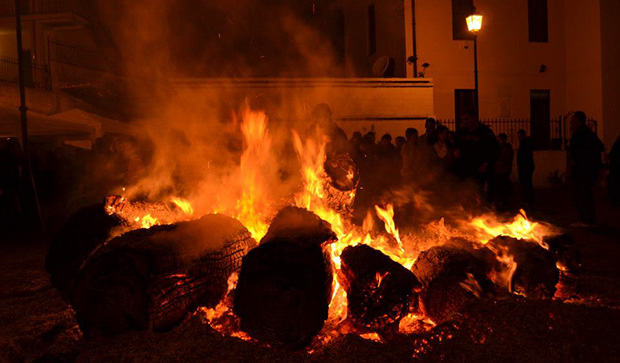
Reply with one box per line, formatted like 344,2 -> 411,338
338,245 -> 421,332
69,214 -> 256,338
234,207 -> 336,349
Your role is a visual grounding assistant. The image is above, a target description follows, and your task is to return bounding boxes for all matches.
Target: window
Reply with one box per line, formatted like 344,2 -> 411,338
368,4 -> 377,55
452,0 -> 474,40
528,0 -> 548,42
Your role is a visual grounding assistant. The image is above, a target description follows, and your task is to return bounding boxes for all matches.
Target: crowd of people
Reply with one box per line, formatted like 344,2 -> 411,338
319,108 -> 536,220
316,105 -> 615,227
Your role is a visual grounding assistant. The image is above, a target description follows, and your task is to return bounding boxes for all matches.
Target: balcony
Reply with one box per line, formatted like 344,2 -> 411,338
0,0 -> 90,19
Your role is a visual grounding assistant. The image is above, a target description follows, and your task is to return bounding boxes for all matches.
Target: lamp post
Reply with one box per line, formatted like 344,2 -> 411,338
466,12 -> 483,115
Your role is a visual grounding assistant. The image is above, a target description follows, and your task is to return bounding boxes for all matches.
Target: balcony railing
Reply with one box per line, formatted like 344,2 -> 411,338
0,0 -> 90,18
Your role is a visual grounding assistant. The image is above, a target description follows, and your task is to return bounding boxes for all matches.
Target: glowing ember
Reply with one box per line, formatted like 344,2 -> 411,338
138,213 -> 158,229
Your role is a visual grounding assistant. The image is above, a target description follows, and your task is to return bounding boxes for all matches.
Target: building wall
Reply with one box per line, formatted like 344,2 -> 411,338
340,0 -> 407,77
415,0 -> 568,121
600,0 -> 620,147
563,0 -> 603,137
339,0 -> 618,147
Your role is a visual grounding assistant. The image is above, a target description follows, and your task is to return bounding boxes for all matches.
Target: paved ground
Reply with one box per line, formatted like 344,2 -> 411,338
1,186 -> 619,363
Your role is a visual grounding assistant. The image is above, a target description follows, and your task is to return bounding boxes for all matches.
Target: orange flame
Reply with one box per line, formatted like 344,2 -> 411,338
469,209 -> 556,248
235,109 -> 272,240
375,204 -> 403,252
171,197 -> 194,216
138,214 -> 158,229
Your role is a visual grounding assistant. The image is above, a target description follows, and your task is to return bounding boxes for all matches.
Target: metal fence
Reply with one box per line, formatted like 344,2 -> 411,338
437,116 -> 598,150
0,0 -> 89,17
48,39 -> 106,72
0,55 -> 50,89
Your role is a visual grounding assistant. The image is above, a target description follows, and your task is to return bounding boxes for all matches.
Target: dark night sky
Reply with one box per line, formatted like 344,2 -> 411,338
107,0 -> 345,77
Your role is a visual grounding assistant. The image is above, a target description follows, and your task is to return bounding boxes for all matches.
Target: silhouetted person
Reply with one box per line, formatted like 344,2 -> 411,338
517,129 -> 535,207
401,127 -> 420,184
311,103 -> 348,155
610,135 -> 620,206
456,111 -> 500,202
349,131 -> 363,161
377,133 -> 401,189
567,111 -> 604,227
0,138 -> 23,231
395,136 -> 406,152
419,118 -> 437,146
431,125 -> 456,174
495,133 -> 514,210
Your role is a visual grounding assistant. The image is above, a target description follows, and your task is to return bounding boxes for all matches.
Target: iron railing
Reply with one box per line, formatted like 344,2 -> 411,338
0,0 -> 89,18
48,39 -> 106,71
0,55 -> 50,89
437,116 -> 598,151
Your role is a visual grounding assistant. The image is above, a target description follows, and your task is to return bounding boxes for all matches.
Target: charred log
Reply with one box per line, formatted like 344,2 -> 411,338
46,203 -> 123,301
412,245 -> 493,324
70,214 -> 256,338
324,152 -> 359,215
338,245 -> 421,332
260,206 -> 336,245
103,195 -> 188,229
488,236 -> 559,299
234,208 -> 334,350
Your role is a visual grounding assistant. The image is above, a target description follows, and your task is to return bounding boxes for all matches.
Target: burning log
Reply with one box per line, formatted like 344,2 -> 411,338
261,205 -> 336,245
324,152 -> 359,215
234,207 -> 335,349
46,203 -> 123,301
70,214 -> 256,338
487,236 -> 559,299
338,245 -> 421,333
412,245 -> 493,324
104,195 -> 191,229
544,233 -> 580,274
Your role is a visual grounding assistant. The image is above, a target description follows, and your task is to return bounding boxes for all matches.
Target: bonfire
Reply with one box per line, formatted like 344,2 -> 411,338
46,108 -> 576,352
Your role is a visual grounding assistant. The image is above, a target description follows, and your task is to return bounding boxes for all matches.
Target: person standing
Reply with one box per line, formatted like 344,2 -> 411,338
608,135 -> 620,206
401,128 -> 420,185
455,111 -> 500,203
517,129 -> 535,207
567,111 -> 605,227
495,133 -> 514,210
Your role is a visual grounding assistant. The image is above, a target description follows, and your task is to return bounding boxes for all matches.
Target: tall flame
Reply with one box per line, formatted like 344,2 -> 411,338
375,204 -> 403,251
235,109 -> 272,240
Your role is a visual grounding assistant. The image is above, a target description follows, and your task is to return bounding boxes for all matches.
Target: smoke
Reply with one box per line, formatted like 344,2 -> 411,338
82,0 -> 348,219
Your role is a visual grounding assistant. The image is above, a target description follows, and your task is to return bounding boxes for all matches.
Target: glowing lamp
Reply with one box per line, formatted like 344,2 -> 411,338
466,14 -> 483,32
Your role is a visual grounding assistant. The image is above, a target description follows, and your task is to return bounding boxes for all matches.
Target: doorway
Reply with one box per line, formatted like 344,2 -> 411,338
530,89 -> 550,150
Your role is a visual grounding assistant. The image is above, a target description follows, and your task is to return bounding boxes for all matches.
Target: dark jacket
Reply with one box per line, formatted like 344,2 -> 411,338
517,137 -> 535,174
568,125 -> 604,182
456,123 -> 500,177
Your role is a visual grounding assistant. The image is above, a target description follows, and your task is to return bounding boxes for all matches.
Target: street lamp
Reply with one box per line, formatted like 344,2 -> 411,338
466,12 -> 483,115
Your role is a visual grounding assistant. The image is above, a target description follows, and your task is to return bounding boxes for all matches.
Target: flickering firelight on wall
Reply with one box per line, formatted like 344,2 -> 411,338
466,13 -> 483,32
